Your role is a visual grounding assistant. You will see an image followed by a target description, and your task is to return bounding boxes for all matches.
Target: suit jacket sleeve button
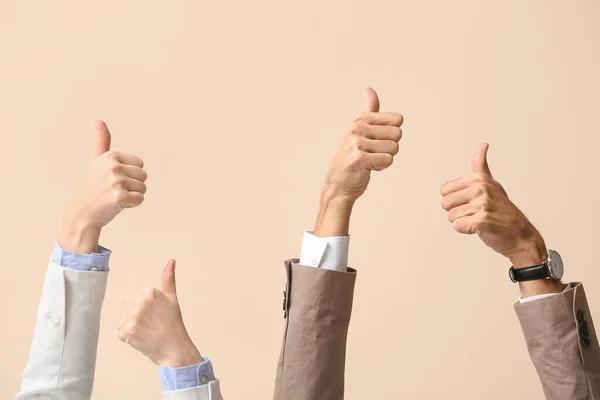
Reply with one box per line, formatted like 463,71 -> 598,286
581,329 -> 590,340
577,310 -> 585,322
582,337 -> 591,348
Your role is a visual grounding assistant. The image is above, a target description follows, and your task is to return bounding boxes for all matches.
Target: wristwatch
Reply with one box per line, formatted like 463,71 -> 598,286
509,249 -> 564,283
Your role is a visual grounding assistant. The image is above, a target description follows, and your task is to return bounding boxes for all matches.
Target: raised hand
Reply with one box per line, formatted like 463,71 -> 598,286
315,88 -> 403,236
118,260 -> 203,368
58,121 -> 148,253
440,143 -> 547,267
322,88 -> 403,203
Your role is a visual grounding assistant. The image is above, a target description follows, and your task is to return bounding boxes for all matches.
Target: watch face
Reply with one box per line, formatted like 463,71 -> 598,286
548,249 -> 564,280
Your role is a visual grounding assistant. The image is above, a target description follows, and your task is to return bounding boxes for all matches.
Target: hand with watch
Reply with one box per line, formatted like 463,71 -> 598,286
440,143 -> 564,298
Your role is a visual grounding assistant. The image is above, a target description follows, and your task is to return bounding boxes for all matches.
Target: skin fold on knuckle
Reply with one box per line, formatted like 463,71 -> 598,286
352,112 -> 369,123
395,128 -> 403,141
349,121 -> 366,136
354,137 -> 368,152
441,197 -> 453,211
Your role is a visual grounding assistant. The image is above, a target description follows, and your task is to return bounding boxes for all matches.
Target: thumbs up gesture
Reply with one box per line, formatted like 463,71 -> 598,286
440,144 -> 547,267
322,88 -> 404,204
118,260 -> 203,367
58,121 -> 148,253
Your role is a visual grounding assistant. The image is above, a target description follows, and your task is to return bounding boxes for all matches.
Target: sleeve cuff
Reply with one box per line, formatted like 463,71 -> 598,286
158,358 -> 216,391
518,283 -> 571,303
52,240 -> 111,271
299,231 -> 349,272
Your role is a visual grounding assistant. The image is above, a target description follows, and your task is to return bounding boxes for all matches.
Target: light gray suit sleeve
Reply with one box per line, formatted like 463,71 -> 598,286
14,260 -> 108,400
162,380 -> 224,400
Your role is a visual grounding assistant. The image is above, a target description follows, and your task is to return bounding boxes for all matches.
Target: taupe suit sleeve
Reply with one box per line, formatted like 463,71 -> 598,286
273,259 -> 357,400
14,261 -> 108,400
515,282 -> 600,399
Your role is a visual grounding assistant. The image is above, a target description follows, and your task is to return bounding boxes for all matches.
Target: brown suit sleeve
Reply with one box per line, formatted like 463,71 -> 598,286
273,259 -> 357,400
515,283 -> 600,399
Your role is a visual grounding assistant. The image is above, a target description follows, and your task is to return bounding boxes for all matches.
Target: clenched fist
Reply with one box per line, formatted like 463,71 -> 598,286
314,88 -> 404,237
118,260 -> 203,368
440,144 -> 546,268
58,121 -> 148,253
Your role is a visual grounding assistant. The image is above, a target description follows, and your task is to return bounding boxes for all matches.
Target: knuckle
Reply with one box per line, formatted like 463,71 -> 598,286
395,128 -> 403,141
352,112 -> 368,123
350,147 -> 364,163
472,182 -> 487,196
382,154 -> 394,168
113,177 -> 127,189
113,189 -> 127,203
391,142 -> 400,155
440,198 -> 449,211
109,161 -> 123,175
440,184 -> 448,196
131,193 -> 145,206
395,114 -> 404,126
452,220 -> 463,232
355,137 -> 368,152
349,121 -> 364,136
118,327 -> 130,342
479,192 -> 492,209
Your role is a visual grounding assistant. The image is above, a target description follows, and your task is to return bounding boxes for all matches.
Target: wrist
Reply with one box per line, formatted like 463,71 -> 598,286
58,215 -> 101,254
509,232 -> 547,269
508,233 -> 565,298
156,344 -> 203,368
313,190 -> 354,237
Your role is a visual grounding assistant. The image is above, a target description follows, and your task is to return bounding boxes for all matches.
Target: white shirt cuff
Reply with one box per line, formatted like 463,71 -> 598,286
299,231 -> 349,272
518,283 -> 571,303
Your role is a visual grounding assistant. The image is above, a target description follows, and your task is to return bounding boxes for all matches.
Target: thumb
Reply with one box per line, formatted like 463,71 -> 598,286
471,143 -> 493,177
161,259 -> 178,301
93,120 -> 111,158
363,87 -> 380,113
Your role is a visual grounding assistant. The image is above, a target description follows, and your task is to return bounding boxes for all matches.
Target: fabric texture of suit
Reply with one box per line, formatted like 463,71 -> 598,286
14,260 -> 224,400
272,261 -> 600,400
515,282 -> 600,399
273,259 -> 357,400
14,261 -> 108,400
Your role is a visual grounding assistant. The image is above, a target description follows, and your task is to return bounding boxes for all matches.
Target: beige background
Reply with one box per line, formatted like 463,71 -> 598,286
1,0 -> 599,398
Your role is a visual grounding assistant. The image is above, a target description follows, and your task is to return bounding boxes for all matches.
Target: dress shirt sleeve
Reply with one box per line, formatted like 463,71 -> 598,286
52,240 -> 111,271
299,231 -> 349,272
158,358 -> 216,391
519,283 -> 571,303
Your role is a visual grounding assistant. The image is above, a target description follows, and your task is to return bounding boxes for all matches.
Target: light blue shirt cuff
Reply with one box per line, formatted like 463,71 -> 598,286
159,358 -> 216,391
52,241 -> 111,271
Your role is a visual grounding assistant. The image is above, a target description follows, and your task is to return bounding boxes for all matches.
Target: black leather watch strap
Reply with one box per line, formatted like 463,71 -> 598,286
509,263 -> 549,283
